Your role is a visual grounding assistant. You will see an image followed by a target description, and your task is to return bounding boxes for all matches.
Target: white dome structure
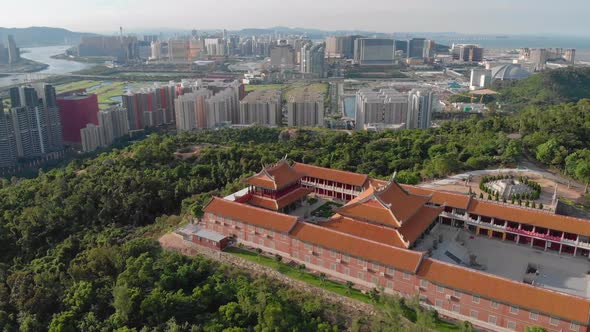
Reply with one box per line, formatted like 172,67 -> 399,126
491,64 -> 531,81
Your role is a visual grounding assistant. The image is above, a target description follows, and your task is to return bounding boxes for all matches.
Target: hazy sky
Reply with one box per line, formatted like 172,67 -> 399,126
3,0 -> 590,35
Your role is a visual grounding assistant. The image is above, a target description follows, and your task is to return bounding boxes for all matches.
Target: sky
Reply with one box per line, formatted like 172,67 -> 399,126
3,0 -> 590,35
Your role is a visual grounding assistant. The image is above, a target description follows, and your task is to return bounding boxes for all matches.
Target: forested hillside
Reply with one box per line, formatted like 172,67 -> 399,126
0,98 -> 589,330
495,67 -> 590,109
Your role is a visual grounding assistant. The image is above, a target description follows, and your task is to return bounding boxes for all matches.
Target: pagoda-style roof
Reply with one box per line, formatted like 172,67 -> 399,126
337,178 -> 431,228
245,159 -> 305,190
249,187 -> 313,211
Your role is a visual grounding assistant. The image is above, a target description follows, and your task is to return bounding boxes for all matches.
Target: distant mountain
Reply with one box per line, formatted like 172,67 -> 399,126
0,27 -> 97,47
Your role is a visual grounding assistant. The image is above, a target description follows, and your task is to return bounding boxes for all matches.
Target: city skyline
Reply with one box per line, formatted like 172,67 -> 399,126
2,0 -> 590,36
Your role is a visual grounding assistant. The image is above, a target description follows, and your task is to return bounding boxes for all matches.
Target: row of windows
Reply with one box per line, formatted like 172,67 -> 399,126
214,217 -> 580,331
434,302 -> 577,331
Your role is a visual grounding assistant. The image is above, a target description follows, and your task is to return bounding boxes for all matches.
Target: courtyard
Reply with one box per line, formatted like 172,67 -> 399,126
415,224 -> 590,298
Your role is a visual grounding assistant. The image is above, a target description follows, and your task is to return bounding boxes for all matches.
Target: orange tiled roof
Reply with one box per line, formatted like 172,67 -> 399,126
245,160 -> 304,190
398,206 -> 443,246
249,187 -> 313,211
417,258 -> 590,324
322,215 -> 408,248
292,162 -> 369,187
203,197 -> 298,233
376,181 -> 431,222
467,199 -> 590,237
338,181 -> 430,227
402,185 -> 472,210
337,199 -> 400,227
291,222 -> 424,273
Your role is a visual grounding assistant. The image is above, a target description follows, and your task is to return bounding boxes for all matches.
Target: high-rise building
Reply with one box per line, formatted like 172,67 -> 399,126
8,84 -> 63,158
470,69 -> 492,90
122,84 -> 176,130
353,38 -> 395,66
325,35 -> 360,59
7,35 -> 20,64
174,89 -> 212,131
204,38 -> 226,57
98,106 -> 129,144
301,43 -> 326,78
394,40 -> 408,58
287,90 -> 325,127
56,94 -> 99,144
407,38 -> 426,59
407,90 -> 433,129
239,90 -> 282,126
452,44 -> 484,62
77,36 -> 138,62
530,48 -> 549,71
356,88 -> 408,130
174,81 -> 240,131
168,39 -> 190,62
0,99 -> 17,167
80,124 -> 106,152
0,43 -> 8,64
564,49 -> 576,64
270,45 -> 296,69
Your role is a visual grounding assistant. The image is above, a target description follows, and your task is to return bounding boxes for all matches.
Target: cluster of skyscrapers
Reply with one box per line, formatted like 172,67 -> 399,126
239,90 -> 283,127
0,35 -> 21,65
122,84 -> 177,130
0,84 -> 63,167
519,48 -> 576,71
325,36 -> 438,65
355,88 -> 433,131
174,80 -> 242,131
80,106 -> 129,152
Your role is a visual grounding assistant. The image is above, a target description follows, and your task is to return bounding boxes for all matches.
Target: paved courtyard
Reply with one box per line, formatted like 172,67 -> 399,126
416,224 -> 590,298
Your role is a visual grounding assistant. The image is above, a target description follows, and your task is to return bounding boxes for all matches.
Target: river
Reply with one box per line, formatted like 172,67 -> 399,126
0,45 -> 92,88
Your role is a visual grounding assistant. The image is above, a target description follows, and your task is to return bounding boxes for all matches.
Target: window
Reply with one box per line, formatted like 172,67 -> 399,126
488,315 -> 497,325
293,252 -> 299,259
472,295 -> 480,304
304,255 -> 311,264
304,243 -> 312,250
358,258 -> 367,267
403,272 -> 411,280
491,301 -> 499,309
372,262 -> 380,271
550,317 -> 559,326
330,250 -> 337,257
281,234 -> 287,240
436,285 -> 444,293
453,290 -> 462,298
570,322 -> 579,331
316,247 -> 323,254
387,267 -> 395,275
470,310 -> 478,319
330,263 -> 337,271
435,299 -> 443,307
357,272 -> 365,280
510,306 -> 519,314
507,321 -> 516,330
371,276 -> 379,285
529,312 -> 538,321
343,267 -> 350,276
342,255 -> 350,262
452,305 -> 460,313
420,280 -> 429,288
386,281 -> 394,289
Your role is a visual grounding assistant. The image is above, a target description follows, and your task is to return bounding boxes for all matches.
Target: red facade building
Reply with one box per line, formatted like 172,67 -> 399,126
56,94 -> 99,144
195,161 -> 590,332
